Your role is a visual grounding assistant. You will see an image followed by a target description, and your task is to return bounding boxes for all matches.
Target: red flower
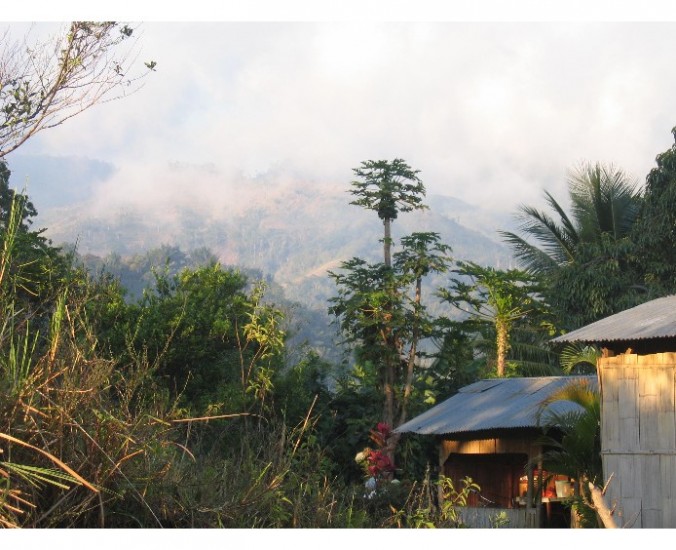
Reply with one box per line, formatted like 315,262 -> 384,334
369,422 -> 392,448
376,422 -> 391,438
365,449 -> 394,476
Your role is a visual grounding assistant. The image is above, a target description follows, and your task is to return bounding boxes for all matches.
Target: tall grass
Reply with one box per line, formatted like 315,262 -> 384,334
0,193 -> 443,529
0,250 -> 364,526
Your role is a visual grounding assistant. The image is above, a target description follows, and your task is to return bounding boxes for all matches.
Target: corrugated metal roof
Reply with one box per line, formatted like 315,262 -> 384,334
551,294 -> 676,344
395,376 -> 596,435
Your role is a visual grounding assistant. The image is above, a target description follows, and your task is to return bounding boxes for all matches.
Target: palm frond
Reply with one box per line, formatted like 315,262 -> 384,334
559,343 -> 600,374
501,162 -> 641,283
543,190 -> 579,247
568,162 -> 641,241
498,230 -> 559,274
516,205 -> 577,264
532,379 -> 603,487
539,378 -> 598,413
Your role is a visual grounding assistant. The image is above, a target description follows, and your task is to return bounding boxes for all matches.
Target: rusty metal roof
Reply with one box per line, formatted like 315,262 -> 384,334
395,376 -> 596,435
551,294 -> 676,345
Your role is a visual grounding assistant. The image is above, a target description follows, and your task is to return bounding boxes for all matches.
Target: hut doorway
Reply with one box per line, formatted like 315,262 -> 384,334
443,452 -> 527,508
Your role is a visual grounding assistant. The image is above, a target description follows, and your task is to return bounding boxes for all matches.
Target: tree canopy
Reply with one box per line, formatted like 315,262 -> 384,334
632,126 -> 676,293
500,162 -> 641,276
349,159 -> 427,267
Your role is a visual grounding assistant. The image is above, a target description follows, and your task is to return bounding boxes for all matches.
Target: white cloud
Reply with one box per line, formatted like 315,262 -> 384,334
10,21 -> 676,213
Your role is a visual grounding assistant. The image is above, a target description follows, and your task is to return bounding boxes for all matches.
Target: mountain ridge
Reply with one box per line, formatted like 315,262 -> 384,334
8,154 -> 517,309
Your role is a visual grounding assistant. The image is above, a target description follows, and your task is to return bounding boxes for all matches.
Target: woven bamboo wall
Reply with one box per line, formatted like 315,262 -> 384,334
600,352 -> 676,528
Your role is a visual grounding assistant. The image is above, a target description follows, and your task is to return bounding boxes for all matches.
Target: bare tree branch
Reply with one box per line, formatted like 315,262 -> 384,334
0,22 -> 154,158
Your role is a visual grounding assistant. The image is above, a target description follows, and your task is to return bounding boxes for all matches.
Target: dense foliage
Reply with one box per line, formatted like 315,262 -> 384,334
499,159 -> 669,330
632,126 -> 676,294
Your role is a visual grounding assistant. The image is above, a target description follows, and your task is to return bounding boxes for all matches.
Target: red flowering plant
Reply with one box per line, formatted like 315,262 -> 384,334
355,423 -> 396,483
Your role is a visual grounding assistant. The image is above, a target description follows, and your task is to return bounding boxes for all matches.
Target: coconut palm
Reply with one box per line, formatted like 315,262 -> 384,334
500,162 -> 641,275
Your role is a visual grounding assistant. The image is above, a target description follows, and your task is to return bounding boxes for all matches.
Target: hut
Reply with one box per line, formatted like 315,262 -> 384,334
396,375 -> 596,528
551,294 -> 676,528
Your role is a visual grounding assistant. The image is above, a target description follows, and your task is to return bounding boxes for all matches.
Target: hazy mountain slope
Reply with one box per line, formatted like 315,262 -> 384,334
9,155 -> 516,309
8,154 -> 116,208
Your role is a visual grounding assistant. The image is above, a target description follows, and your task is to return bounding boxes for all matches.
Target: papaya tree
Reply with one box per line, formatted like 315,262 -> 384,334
337,158 -> 431,435
439,262 -> 548,378
329,212 -> 452,463
349,159 -> 427,267
392,232 -> 452,427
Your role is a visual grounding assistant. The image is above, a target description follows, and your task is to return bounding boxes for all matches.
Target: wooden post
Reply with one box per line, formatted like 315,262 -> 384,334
438,441 -> 446,506
570,471 -> 582,528
526,461 -> 534,509
537,459 -> 544,527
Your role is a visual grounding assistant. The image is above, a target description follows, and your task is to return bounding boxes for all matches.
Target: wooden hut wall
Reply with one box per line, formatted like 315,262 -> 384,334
439,434 -> 540,465
600,352 -> 676,528
439,435 -> 541,508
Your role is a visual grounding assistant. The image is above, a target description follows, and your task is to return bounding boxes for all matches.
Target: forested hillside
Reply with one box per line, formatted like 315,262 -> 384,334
9,155 -> 516,363
10,154 -> 514,311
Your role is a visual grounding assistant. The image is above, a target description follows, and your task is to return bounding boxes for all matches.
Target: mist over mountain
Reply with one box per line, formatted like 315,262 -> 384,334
8,155 -> 116,208
8,155 -> 516,310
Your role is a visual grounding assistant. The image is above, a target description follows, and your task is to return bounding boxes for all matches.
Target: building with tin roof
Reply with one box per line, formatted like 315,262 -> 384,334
396,375 -> 596,528
552,294 -> 676,528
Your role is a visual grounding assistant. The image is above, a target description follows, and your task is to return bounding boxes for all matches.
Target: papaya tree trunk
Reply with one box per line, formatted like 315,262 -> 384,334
496,318 -> 509,377
398,276 -> 421,428
383,218 -> 392,267
382,215 -> 395,430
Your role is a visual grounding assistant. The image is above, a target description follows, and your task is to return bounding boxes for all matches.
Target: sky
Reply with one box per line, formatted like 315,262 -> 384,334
5,3 -> 676,215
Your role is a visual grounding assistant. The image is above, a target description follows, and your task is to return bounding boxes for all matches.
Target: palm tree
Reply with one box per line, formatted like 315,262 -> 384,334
500,162 -> 641,275
535,377 -> 602,527
559,343 -> 600,375
537,379 -> 601,481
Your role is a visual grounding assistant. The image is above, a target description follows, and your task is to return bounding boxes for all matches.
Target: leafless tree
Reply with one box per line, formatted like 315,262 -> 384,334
0,21 -> 155,158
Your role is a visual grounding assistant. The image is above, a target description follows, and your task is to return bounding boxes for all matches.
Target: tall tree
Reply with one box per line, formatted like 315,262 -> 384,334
392,232 -> 452,427
349,159 -> 427,267
329,229 -> 451,457
329,258 -> 403,430
335,158 -> 430,435
632,126 -> 676,293
500,162 -> 640,275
